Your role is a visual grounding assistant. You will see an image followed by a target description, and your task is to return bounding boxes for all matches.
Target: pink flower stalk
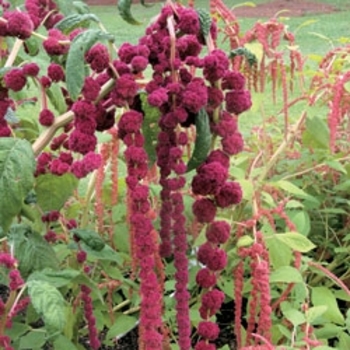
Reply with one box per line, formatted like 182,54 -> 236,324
80,285 -> 100,350
118,110 -> 163,349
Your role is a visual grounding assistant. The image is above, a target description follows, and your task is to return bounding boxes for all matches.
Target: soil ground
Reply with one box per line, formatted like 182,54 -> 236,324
85,0 -> 337,18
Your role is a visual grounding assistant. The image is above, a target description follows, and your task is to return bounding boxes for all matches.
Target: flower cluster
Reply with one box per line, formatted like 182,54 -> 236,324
80,285 -> 100,350
25,0 -> 63,29
118,110 -> 163,349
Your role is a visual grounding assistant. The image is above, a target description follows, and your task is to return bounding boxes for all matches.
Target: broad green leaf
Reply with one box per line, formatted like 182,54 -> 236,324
54,13 -> 100,34
282,308 -> 305,327
71,228 -> 105,251
8,224 -> 59,277
264,230 -> 292,268
28,268 -> 81,288
312,287 -> 344,325
186,108 -> 211,172
0,139 -> 35,233
35,173 -> 78,211
302,115 -> 329,149
46,84 -> 67,115
5,322 -> 30,340
314,324 -> 342,340
140,92 -> 160,165
306,306 -> 328,324
276,232 -> 316,253
81,242 -> 122,264
53,334 -> 78,349
66,29 -> 114,100
286,210 -> 310,236
28,280 -> 66,333
118,0 -> 142,25
270,266 -> 303,283
196,8 -> 211,38
55,0 -> 75,15
339,332 -> 350,350
19,331 -> 47,349
106,315 -> 138,340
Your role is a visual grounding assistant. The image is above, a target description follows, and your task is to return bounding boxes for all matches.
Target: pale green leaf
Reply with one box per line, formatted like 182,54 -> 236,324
306,306 -> 328,324
55,13 -> 100,34
312,287 -> 344,325
276,231 -> 316,253
270,266 -> 303,284
28,268 -> 81,288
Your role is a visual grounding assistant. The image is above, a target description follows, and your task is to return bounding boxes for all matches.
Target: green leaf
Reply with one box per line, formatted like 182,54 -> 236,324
28,268 -> 81,288
305,306 -> 328,324
19,331 -> 47,349
55,13 -> 100,34
46,84 -> 67,115
186,108 -> 211,172
24,36 -> 40,56
282,308 -> 305,327
140,92 -> 160,165
276,232 -> 316,253
28,280 -> 66,333
270,266 -> 303,283
5,322 -> 30,340
53,334 -> 79,349
0,139 -> 35,233
196,8 -> 212,38
80,242 -> 122,264
302,115 -> 330,150
106,315 -> 138,340
66,29 -> 113,100
8,224 -> 59,277
286,210 -> 310,236
71,228 -> 105,251
312,287 -> 344,325
339,332 -> 350,350
35,173 -> 78,212
118,0 -> 142,25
